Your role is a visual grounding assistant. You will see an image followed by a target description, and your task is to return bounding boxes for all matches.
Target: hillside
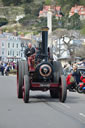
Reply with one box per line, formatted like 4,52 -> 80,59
0,7 -> 24,21
0,0 -> 85,35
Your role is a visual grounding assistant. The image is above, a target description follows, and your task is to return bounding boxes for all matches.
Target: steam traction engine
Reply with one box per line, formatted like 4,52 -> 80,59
17,28 -> 67,103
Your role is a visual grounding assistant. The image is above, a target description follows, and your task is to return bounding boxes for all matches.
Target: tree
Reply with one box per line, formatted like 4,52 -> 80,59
45,0 -> 51,5
19,14 -> 36,26
80,20 -> 85,36
75,45 -> 85,58
2,0 -> 32,6
2,0 -> 22,6
24,3 -> 43,16
57,0 -> 80,7
80,0 -> 85,5
61,36 -> 75,61
53,29 -> 82,60
0,18 -> 8,27
68,13 -> 81,30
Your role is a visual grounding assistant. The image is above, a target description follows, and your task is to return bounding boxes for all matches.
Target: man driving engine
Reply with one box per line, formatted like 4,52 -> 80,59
24,43 -> 35,58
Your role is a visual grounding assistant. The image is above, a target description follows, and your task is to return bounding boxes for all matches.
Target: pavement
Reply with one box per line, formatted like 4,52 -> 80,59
0,76 -> 85,128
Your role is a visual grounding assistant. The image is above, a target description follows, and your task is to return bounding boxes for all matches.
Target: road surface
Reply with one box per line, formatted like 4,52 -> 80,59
0,76 -> 85,128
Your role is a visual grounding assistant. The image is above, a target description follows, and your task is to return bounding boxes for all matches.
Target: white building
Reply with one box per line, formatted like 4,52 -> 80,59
0,32 -> 25,62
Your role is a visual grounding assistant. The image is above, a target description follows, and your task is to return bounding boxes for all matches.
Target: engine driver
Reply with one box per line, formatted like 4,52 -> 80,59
24,42 -> 35,58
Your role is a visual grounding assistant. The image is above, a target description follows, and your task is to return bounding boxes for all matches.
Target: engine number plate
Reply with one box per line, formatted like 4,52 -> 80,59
40,84 -> 50,87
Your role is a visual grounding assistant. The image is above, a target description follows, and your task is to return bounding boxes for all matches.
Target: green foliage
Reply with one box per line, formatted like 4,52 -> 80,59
19,14 -> 37,26
57,0 -> 85,15
57,0 -> 80,7
0,17 -> 8,27
55,13 -> 81,30
80,0 -> 85,5
80,26 -> 85,35
2,0 -> 32,6
80,20 -> 85,35
24,3 -> 43,16
68,13 -> 81,30
52,16 -> 58,30
2,0 -> 22,6
45,0 -> 51,5
1,0 -> 85,33
34,17 -> 47,28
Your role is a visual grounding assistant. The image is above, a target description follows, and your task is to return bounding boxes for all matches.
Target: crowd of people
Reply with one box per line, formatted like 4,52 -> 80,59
64,59 -> 85,91
0,61 -> 16,76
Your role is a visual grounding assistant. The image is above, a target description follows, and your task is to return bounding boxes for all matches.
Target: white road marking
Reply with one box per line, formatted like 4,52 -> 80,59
79,113 -> 85,118
59,103 -> 71,109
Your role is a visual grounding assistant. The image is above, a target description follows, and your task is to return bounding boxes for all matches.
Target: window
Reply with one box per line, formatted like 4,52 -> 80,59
21,53 -> 22,57
16,44 -> 18,48
8,43 -> 10,48
2,42 -> 4,47
17,51 -> 18,56
8,51 -> 10,55
2,51 -> 4,55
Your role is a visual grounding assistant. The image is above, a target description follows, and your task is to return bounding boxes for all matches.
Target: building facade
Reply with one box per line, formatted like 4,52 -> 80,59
0,32 -> 26,62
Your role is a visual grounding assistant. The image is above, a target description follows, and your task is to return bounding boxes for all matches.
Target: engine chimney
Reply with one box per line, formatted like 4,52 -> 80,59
42,27 -> 49,61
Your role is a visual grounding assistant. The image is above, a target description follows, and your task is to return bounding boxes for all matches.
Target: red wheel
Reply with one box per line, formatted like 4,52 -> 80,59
23,75 -> 30,103
59,75 -> 67,103
17,60 -> 29,99
17,61 -> 23,98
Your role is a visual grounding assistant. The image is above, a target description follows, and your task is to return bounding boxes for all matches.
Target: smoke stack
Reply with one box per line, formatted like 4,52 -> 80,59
42,27 -> 49,61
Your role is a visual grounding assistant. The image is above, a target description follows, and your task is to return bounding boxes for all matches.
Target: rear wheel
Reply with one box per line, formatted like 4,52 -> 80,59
17,61 -> 23,98
50,89 -> 59,98
59,75 -> 67,103
21,60 -> 29,85
23,75 -> 30,103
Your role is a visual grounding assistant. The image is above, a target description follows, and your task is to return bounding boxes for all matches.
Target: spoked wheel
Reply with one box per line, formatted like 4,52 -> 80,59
17,61 -> 23,98
23,75 -> 30,103
53,61 -> 63,83
76,85 -> 83,93
50,89 -> 59,98
21,60 -> 28,86
59,75 -> 67,103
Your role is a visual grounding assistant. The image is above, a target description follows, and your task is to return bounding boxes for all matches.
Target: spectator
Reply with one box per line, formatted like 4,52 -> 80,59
0,62 -> 4,75
66,72 -> 76,91
4,63 -> 11,76
72,64 -> 81,84
63,63 -> 72,76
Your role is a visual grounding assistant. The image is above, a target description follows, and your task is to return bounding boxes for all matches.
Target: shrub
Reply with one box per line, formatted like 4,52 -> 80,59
0,17 -> 8,27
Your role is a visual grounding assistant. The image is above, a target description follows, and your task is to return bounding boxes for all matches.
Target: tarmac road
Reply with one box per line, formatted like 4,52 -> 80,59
0,76 -> 85,128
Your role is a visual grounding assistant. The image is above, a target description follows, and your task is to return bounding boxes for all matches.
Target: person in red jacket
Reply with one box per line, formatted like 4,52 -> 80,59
66,73 -> 76,91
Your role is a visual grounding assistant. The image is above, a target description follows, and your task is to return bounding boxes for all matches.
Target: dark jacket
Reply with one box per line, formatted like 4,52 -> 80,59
72,69 -> 81,84
24,47 -> 35,57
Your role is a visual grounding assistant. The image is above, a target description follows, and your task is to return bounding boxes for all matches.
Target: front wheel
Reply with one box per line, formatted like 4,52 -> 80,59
59,75 -> 67,103
23,75 -> 30,103
17,61 -> 23,98
50,89 -> 59,98
76,85 -> 83,93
